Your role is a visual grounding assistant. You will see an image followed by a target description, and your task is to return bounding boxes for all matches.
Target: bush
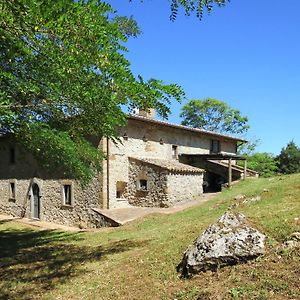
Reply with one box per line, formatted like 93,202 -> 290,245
240,153 -> 278,177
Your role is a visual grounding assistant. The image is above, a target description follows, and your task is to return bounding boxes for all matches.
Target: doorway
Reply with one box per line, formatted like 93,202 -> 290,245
32,183 -> 40,219
203,172 -> 226,192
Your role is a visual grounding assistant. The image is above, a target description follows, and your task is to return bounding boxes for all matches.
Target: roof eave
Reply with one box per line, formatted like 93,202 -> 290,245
127,114 -> 247,143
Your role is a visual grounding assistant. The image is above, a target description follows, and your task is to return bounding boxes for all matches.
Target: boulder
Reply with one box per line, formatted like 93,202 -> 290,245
177,212 -> 266,278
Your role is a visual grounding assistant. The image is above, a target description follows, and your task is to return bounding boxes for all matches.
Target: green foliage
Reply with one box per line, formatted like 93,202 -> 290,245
0,0 -> 184,183
243,152 -> 278,177
237,137 -> 260,156
180,98 -> 249,135
276,141 -> 300,174
169,0 -> 229,20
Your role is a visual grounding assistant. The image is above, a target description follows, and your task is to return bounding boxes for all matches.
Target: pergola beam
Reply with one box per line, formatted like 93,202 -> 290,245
180,154 -> 246,160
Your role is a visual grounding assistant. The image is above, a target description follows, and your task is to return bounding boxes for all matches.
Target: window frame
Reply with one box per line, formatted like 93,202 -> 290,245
210,139 -> 221,154
9,180 -> 17,201
116,181 -> 127,199
136,179 -> 148,191
172,145 -> 178,159
61,181 -> 74,206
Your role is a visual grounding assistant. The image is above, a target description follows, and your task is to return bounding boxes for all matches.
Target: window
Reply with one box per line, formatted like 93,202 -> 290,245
136,179 -> 148,191
172,145 -> 178,159
116,181 -> 127,198
210,140 -> 221,154
9,147 -> 15,164
9,182 -> 16,200
63,184 -> 72,205
123,133 -> 128,141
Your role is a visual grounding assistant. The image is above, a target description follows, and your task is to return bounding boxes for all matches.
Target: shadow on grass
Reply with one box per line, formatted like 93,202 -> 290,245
0,224 -> 149,300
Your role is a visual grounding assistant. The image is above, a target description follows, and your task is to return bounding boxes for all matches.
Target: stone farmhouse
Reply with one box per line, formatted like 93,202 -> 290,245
0,110 -> 256,228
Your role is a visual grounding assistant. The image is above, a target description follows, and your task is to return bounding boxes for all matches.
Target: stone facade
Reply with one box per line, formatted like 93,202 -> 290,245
126,158 -> 203,207
127,158 -> 169,207
166,173 -> 203,205
0,137 -> 110,228
107,115 -> 239,208
0,114 -> 242,228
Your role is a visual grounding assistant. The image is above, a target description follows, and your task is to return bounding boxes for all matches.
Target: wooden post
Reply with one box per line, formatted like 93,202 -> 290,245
228,158 -> 232,188
244,159 -> 247,180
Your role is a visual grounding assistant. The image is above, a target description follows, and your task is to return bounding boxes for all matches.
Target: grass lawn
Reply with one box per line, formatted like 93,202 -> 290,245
0,174 -> 299,299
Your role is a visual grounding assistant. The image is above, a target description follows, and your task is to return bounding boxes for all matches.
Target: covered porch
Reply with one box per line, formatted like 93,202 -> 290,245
180,153 -> 257,191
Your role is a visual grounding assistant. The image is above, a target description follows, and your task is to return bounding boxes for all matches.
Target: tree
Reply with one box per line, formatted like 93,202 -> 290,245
180,98 -> 249,135
244,153 -> 278,178
169,0 -> 229,20
0,0 -> 184,184
277,141 -> 300,174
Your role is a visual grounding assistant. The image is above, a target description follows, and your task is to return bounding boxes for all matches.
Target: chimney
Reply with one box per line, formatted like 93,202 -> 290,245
139,108 -> 155,119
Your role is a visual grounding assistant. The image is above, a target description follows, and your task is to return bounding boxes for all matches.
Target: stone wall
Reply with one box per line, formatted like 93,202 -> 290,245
0,138 -> 109,228
127,159 -> 169,207
167,172 -> 203,205
127,158 -> 203,208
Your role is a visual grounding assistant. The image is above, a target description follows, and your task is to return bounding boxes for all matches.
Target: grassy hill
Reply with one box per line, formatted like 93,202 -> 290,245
0,174 -> 299,299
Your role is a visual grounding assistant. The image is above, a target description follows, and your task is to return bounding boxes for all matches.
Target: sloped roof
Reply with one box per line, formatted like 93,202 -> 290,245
128,114 -> 247,143
129,157 -> 204,173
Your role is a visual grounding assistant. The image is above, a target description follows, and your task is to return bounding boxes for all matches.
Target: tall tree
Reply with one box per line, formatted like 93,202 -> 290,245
169,0 -> 229,20
180,98 -> 249,135
0,0 -> 184,184
277,141 -> 300,174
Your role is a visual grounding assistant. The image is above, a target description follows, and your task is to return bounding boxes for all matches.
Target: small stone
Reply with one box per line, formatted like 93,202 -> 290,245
234,194 -> 246,201
248,196 -> 261,203
283,240 -> 300,250
290,232 -> 300,241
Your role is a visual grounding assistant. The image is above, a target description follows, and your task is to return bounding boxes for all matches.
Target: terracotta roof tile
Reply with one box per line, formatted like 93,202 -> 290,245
129,157 -> 204,173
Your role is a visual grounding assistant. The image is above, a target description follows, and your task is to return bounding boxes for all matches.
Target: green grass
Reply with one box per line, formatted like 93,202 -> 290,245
0,174 -> 299,299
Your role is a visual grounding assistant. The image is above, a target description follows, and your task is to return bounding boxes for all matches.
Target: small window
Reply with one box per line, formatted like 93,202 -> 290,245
210,140 -> 221,154
136,179 -> 148,191
116,181 -> 127,198
9,147 -> 15,164
9,182 -> 16,200
123,133 -> 128,141
172,145 -> 178,159
63,184 -> 72,205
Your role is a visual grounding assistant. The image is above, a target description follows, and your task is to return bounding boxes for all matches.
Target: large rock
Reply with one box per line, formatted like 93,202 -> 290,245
177,212 -> 266,278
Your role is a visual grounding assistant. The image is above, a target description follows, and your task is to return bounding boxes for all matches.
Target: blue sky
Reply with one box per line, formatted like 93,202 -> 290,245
109,0 -> 300,155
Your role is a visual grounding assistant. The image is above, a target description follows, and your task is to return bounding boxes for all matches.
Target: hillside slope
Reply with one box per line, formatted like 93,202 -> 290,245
0,174 -> 299,299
